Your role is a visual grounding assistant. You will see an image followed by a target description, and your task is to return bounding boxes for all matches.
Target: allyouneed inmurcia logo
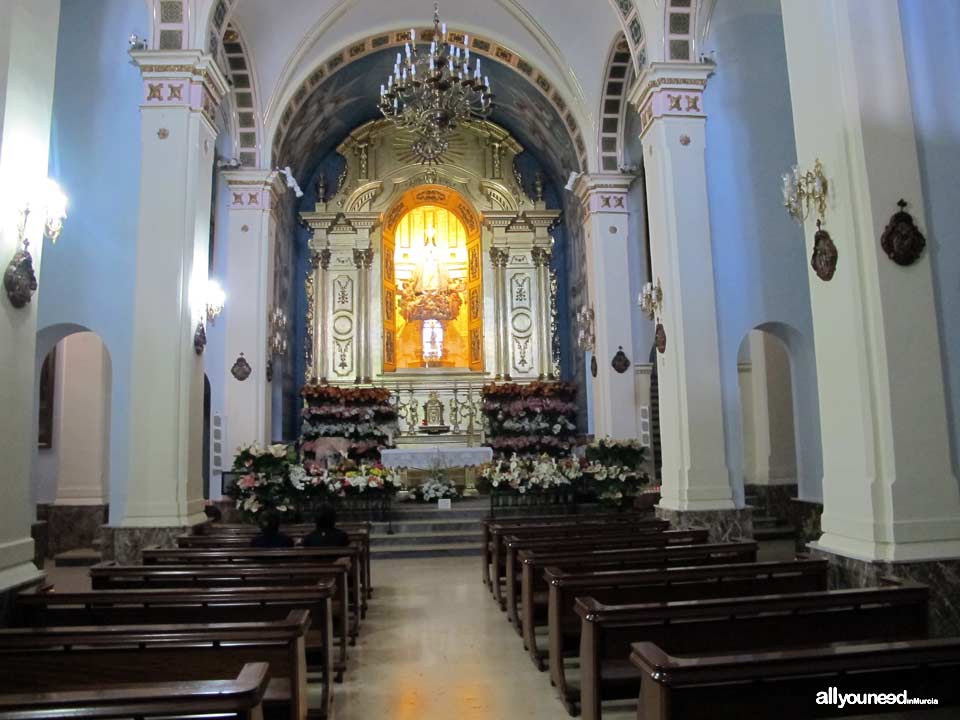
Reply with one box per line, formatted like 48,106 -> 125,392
816,687 -> 939,708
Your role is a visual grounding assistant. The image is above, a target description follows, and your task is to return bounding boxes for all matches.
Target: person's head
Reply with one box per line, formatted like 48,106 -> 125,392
204,504 -> 222,522
315,503 -> 337,530
259,513 -> 281,536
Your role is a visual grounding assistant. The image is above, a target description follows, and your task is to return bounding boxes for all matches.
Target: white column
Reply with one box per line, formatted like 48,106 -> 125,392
0,0 -> 60,591
220,169 -> 283,452
122,50 -> 228,527
573,174 -> 639,440
352,248 -> 373,384
315,247 -> 331,381
54,333 -> 109,504
782,0 -> 960,561
532,247 -> 552,379
489,246 -> 508,380
629,65 -> 734,511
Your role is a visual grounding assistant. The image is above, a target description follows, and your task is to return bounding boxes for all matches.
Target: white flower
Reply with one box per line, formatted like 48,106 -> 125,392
289,464 -> 307,491
268,443 -> 288,458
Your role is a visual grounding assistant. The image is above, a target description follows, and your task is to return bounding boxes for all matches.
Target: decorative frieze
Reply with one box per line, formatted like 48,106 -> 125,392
130,50 -> 229,131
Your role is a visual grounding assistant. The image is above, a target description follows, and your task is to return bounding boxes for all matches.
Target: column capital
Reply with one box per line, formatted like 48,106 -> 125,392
222,169 -> 287,211
129,49 -> 229,130
629,62 -> 714,140
571,173 -> 635,216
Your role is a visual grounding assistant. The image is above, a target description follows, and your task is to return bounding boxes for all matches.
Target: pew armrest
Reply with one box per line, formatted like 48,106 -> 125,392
0,662 -> 271,719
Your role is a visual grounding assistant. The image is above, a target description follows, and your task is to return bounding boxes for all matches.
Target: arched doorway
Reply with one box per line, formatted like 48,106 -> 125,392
381,185 -> 484,373
33,329 -> 112,559
737,328 -> 799,533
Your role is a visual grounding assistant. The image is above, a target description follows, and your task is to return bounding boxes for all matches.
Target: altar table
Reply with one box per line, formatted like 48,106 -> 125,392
380,446 -> 493,470
380,447 -> 492,497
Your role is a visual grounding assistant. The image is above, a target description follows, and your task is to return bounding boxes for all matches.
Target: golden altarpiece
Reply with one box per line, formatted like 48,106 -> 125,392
300,119 -> 559,446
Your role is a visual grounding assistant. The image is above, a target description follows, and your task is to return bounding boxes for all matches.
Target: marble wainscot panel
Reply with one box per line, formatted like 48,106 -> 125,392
100,522 -> 205,564
744,483 -> 797,524
655,507 -> 754,542
788,498 -> 823,554
47,504 -> 108,556
809,546 -> 960,638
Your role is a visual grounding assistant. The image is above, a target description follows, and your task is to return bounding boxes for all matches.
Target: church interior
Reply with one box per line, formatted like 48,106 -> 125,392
1,0 -> 959,717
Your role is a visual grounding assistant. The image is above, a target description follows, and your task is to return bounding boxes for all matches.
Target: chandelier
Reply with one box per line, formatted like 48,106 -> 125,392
378,3 -> 494,164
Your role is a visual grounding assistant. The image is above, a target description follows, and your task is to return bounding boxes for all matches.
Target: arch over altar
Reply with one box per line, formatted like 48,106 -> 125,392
300,118 -> 562,437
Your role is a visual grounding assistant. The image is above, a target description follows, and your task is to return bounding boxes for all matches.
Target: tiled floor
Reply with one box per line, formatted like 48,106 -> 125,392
321,555 -> 635,720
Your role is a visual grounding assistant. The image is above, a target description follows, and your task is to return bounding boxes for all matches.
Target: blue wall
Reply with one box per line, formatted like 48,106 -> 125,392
900,0 -> 960,481
40,0 -> 149,522
702,0 -> 823,502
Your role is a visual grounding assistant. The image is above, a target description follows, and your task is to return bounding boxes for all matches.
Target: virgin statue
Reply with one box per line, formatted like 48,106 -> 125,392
409,228 -> 450,294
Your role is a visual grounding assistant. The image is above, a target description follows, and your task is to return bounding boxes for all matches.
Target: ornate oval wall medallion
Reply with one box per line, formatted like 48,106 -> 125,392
655,323 -> 667,354
590,355 -> 598,378
3,248 -> 37,308
193,322 -> 207,355
611,346 -> 631,374
231,353 -> 252,381
881,199 -> 926,266
810,221 -> 838,282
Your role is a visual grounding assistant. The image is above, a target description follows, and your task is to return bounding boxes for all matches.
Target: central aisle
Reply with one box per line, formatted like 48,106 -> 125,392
322,556 -> 635,720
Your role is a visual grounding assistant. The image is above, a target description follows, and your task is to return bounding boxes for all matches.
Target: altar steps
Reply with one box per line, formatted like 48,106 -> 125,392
370,499 -> 487,559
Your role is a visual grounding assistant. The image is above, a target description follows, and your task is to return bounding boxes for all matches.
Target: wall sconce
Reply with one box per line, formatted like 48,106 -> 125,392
4,179 -> 68,309
782,158 -> 828,224
205,279 -> 225,324
639,278 -> 663,320
269,307 -> 288,356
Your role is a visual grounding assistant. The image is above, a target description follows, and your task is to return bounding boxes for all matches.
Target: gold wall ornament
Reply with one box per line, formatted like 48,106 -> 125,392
782,158 -> 828,224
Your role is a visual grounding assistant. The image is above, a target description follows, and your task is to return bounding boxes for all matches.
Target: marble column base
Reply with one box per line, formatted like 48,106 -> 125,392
47,504 -> 108,556
788,498 -> 823,554
744,483 -> 797,523
100,521 -> 205,564
655,506 -> 753,543
808,546 -> 960,637
31,521 -> 48,566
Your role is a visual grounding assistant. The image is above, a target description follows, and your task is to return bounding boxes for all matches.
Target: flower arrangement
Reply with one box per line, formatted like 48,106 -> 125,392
582,438 -> 650,506
227,442 -> 301,522
482,381 -> 579,459
300,384 -> 399,463
416,477 -> 459,503
479,453 -> 582,494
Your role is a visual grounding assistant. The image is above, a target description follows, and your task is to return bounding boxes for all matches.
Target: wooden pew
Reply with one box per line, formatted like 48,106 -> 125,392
0,661 -> 271,720
575,584 -> 929,720
15,582 -> 335,714
480,513 -> 652,586
490,519 -> 670,607
89,560 -> 354,679
142,545 -> 367,618
631,638 -> 960,719
503,528 -> 709,625
190,523 -> 373,601
517,541 -> 757,672
543,559 -> 828,712
0,613 -> 318,720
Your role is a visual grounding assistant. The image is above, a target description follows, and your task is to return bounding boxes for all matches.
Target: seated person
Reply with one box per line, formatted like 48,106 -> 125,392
250,514 -> 294,548
302,504 -> 351,548
203,503 -> 222,523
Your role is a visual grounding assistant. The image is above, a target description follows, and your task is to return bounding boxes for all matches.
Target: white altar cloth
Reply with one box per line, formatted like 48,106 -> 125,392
380,446 -> 493,470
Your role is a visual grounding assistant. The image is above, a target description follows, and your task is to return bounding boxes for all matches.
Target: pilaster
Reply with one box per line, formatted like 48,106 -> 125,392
220,169 -> 285,453
571,174 -> 640,440
628,63 -> 734,511
0,0 -> 61,602
121,50 -> 228,528
782,0 -> 960,562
